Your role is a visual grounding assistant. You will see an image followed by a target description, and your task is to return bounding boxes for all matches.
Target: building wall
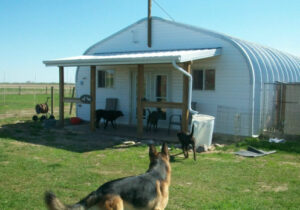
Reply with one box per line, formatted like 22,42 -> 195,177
76,18 -> 252,136
76,66 -> 131,125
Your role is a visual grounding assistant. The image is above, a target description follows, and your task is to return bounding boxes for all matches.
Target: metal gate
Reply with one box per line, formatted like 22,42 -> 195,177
262,83 -> 300,136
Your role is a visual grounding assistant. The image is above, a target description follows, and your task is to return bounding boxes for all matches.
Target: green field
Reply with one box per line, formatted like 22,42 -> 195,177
0,85 -> 74,120
0,89 -> 300,209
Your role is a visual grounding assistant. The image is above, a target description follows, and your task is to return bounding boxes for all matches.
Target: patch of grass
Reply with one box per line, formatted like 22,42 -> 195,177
236,137 -> 300,153
0,89 -> 74,115
0,94 -> 57,114
0,135 -> 300,209
217,137 -> 300,154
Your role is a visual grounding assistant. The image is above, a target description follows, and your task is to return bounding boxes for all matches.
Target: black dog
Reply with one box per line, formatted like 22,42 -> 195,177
177,124 -> 196,161
95,109 -> 124,129
146,109 -> 161,131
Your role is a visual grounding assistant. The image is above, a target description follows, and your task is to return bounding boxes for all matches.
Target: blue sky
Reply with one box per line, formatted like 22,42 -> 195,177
0,0 -> 299,83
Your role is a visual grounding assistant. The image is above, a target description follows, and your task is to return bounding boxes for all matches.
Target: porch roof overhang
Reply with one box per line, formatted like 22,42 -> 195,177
43,48 -> 221,67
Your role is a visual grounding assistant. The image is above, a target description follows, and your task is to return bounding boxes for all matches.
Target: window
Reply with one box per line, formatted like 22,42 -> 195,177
193,69 -> 215,90
205,69 -> 215,90
98,70 -> 114,88
193,70 -> 203,90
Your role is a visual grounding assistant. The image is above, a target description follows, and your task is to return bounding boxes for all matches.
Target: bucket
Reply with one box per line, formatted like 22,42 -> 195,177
70,117 -> 81,125
191,114 -> 215,147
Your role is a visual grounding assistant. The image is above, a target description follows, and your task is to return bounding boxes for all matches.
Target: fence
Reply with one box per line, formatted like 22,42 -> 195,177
262,82 -> 300,136
0,83 -> 74,95
0,83 -> 75,120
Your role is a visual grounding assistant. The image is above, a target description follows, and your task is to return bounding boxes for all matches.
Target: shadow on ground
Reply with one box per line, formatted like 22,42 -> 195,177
0,120 -> 135,153
0,119 -> 180,153
2,119 -> 298,154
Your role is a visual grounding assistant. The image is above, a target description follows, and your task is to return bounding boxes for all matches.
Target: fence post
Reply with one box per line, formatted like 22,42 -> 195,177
51,86 -> 54,115
2,87 -> 5,105
46,86 -> 48,95
19,86 -> 21,95
69,87 -> 75,115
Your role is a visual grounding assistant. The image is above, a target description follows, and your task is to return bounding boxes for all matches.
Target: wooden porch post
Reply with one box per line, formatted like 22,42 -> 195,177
90,66 -> 96,131
59,66 -> 64,127
182,62 -> 191,133
137,64 -> 144,136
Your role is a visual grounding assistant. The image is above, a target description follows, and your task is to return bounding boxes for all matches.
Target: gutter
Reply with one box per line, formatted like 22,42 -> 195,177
172,60 -> 198,115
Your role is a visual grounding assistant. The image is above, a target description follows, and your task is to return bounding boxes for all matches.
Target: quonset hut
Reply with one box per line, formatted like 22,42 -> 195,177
44,17 -> 300,136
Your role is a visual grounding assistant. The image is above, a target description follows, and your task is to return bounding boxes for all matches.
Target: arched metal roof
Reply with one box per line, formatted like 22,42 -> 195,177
149,17 -> 300,84
82,17 -> 300,85
230,38 -> 300,84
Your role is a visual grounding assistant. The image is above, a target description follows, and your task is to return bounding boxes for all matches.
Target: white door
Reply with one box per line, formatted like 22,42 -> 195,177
152,73 -> 168,121
130,71 -> 169,125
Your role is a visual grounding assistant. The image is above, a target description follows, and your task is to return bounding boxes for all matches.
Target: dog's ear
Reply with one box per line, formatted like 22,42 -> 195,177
149,144 -> 157,159
161,142 -> 169,157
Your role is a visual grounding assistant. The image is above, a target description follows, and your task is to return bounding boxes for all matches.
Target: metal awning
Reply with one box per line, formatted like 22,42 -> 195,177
43,48 -> 221,67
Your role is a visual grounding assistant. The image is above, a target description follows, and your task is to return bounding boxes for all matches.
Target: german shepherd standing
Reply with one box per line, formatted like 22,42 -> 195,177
45,143 -> 171,210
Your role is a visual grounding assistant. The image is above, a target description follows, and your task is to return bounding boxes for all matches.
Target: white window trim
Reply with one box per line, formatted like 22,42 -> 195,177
97,69 -> 115,89
192,68 -> 216,91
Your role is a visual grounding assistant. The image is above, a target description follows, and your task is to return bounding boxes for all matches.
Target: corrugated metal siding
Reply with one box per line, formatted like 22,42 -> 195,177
191,45 -> 251,135
228,39 -> 300,134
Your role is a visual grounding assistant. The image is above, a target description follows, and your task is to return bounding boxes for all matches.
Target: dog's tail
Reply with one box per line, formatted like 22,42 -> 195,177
45,191 -> 85,210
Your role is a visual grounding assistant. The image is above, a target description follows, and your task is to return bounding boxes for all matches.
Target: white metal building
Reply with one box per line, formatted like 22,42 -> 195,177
46,17 -> 300,136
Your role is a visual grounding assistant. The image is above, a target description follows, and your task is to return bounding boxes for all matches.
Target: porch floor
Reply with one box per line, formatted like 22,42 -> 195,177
64,122 -> 180,143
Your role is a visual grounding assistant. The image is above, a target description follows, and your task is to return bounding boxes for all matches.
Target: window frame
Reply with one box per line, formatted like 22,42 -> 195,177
97,69 -> 115,88
204,69 -> 215,90
192,69 -> 216,91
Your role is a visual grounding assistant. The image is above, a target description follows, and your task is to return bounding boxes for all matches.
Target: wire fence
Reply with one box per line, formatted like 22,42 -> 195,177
0,84 -> 75,120
262,83 -> 300,136
0,84 -> 74,95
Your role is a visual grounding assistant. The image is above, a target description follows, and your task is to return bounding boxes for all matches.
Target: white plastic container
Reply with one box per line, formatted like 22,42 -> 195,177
191,114 -> 215,147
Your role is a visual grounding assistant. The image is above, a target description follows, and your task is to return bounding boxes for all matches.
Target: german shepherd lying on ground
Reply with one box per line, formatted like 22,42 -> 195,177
95,109 -> 124,129
45,143 -> 171,210
177,124 -> 196,161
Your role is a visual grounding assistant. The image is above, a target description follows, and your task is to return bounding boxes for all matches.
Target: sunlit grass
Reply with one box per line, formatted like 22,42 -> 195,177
0,134 -> 299,209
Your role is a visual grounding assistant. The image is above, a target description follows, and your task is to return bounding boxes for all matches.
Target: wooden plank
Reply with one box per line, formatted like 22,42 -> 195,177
69,87 -> 76,115
90,66 -> 96,131
182,62 -> 191,132
143,101 -> 183,109
148,0 -> 152,48
64,97 -> 81,104
279,83 -> 286,132
59,66 -> 64,127
137,64 -> 144,136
